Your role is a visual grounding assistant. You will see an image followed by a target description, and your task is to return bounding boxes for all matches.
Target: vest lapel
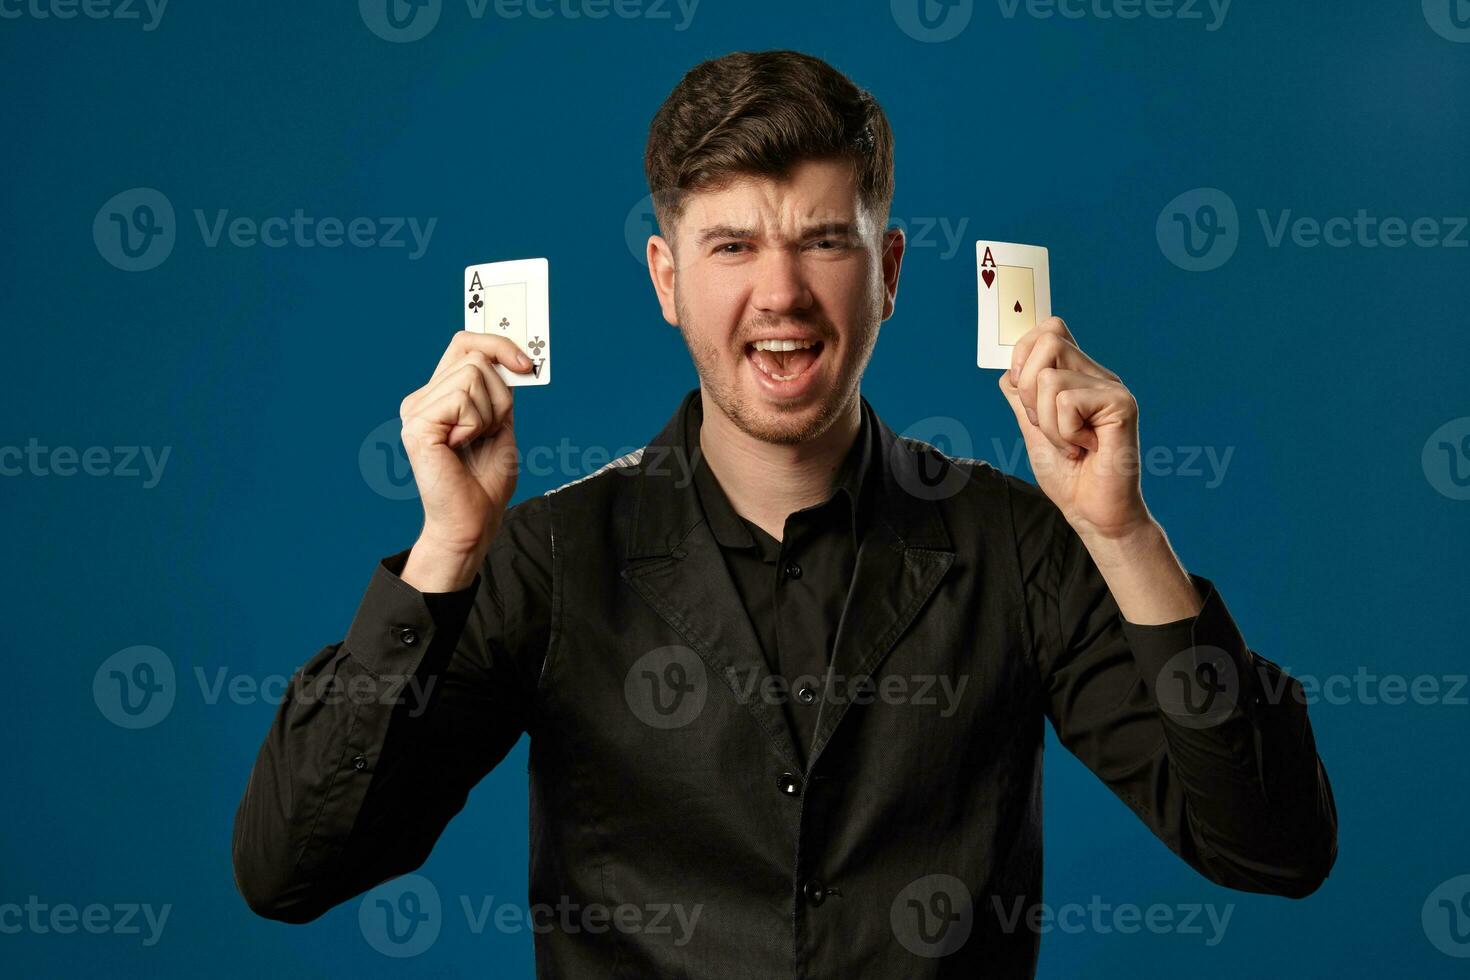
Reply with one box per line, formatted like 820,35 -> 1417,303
619,390 -> 957,775
621,390 -> 803,771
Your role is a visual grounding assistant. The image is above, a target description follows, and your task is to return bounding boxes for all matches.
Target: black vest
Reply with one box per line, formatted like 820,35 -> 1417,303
523,388 -> 1048,978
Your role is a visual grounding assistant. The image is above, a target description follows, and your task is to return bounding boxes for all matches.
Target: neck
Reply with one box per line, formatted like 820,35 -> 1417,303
697,389 -> 862,541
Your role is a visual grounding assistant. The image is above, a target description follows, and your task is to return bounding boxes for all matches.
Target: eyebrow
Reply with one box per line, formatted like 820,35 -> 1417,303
695,221 -> 859,248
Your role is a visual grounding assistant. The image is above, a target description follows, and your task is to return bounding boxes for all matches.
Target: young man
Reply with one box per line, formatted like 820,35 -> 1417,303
233,50 -> 1336,977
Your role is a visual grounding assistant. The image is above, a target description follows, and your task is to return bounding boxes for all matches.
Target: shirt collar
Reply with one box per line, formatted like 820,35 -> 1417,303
685,393 -> 876,552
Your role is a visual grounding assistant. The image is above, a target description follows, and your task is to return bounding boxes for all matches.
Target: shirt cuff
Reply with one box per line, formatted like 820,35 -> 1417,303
1119,574 -> 1262,723
342,548 -> 481,676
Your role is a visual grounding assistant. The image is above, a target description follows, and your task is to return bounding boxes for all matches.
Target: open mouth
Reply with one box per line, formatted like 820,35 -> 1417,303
744,337 -> 825,384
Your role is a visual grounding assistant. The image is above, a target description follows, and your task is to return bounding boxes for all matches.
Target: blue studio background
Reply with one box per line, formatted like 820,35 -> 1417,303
3,0 -> 1468,976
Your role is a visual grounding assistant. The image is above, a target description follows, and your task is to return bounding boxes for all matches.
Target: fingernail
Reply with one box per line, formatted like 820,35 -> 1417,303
518,352 -> 531,367
1026,408 -> 1038,426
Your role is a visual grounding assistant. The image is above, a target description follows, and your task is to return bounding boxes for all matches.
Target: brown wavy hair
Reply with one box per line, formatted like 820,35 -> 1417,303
644,50 -> 895,237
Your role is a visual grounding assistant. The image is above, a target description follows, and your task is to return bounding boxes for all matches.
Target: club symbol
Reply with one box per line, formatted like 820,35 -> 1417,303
467,293 -> 483,313
499,317 -> 510,329
528,336 -> 546,356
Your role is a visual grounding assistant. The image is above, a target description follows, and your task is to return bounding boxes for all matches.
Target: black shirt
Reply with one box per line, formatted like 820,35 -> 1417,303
687,395 -> 875,771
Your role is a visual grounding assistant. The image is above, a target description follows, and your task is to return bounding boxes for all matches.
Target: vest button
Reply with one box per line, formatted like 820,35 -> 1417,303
784,562 -> 802,580
803,880 -> 826,906
777,772 -> 801,797
796,686 -> 817,705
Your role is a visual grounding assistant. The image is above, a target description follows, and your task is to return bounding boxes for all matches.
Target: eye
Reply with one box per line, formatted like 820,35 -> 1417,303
808,238 -> 846,251
716,242 -> 749,255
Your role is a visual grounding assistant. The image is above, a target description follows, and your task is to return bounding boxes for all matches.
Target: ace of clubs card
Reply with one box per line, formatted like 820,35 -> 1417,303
463,257 -> 550,386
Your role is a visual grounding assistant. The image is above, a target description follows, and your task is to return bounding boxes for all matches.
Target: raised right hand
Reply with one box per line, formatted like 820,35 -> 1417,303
398,331 -> 535,591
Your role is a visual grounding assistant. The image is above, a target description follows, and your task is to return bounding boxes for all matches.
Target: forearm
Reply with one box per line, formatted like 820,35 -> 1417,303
1076,518 -> 1202,625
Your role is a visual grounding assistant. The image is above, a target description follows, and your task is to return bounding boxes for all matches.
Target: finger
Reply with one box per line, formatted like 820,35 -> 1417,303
1036,368 -> 1111,456
1007,316 -> 1074,385
405,363 -> 496,448
403,384 -> 487,453
431,330 -> 535,383
1015,332 -> 1073,426
1009,316 -> 1120,389
412,354 -> 513,444
997,371 -> 1037,436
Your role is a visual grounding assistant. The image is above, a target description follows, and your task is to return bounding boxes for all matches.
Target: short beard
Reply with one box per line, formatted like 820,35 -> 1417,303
673,290 -> 880,447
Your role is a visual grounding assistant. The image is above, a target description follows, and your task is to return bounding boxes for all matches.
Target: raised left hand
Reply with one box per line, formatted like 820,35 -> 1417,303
997,317 -> 1151,542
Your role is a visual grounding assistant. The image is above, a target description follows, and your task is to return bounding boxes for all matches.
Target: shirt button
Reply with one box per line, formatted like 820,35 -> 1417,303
398,627 -> 419,646
796,686 -> 817,705
784,562 -> 802,580
803,880 -> 826,906
777,772 -> 802,797
352,755 -> 368,771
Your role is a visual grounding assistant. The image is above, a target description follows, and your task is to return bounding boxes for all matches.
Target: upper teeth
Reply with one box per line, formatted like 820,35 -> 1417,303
751,339 -> 816,351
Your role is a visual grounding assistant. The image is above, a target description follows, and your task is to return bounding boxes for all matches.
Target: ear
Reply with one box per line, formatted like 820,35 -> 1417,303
647,234 -> 678,327
880,225 -> 906,321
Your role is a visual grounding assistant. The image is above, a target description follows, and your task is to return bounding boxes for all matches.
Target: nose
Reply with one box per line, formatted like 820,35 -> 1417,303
752,248 -> 814,317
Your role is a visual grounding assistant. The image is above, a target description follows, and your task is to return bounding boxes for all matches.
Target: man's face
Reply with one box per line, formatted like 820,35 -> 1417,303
647,158 -> 905,446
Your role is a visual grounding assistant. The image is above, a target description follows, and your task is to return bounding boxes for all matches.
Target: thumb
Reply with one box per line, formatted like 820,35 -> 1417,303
996,372 -> 1036,433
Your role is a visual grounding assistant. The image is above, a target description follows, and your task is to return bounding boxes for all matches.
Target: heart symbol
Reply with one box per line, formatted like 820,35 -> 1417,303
982,269 -> 995,288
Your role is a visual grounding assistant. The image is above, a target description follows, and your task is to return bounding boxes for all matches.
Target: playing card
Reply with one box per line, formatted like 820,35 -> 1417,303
464,257 -> 550,386
976,241 -> 1050,370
